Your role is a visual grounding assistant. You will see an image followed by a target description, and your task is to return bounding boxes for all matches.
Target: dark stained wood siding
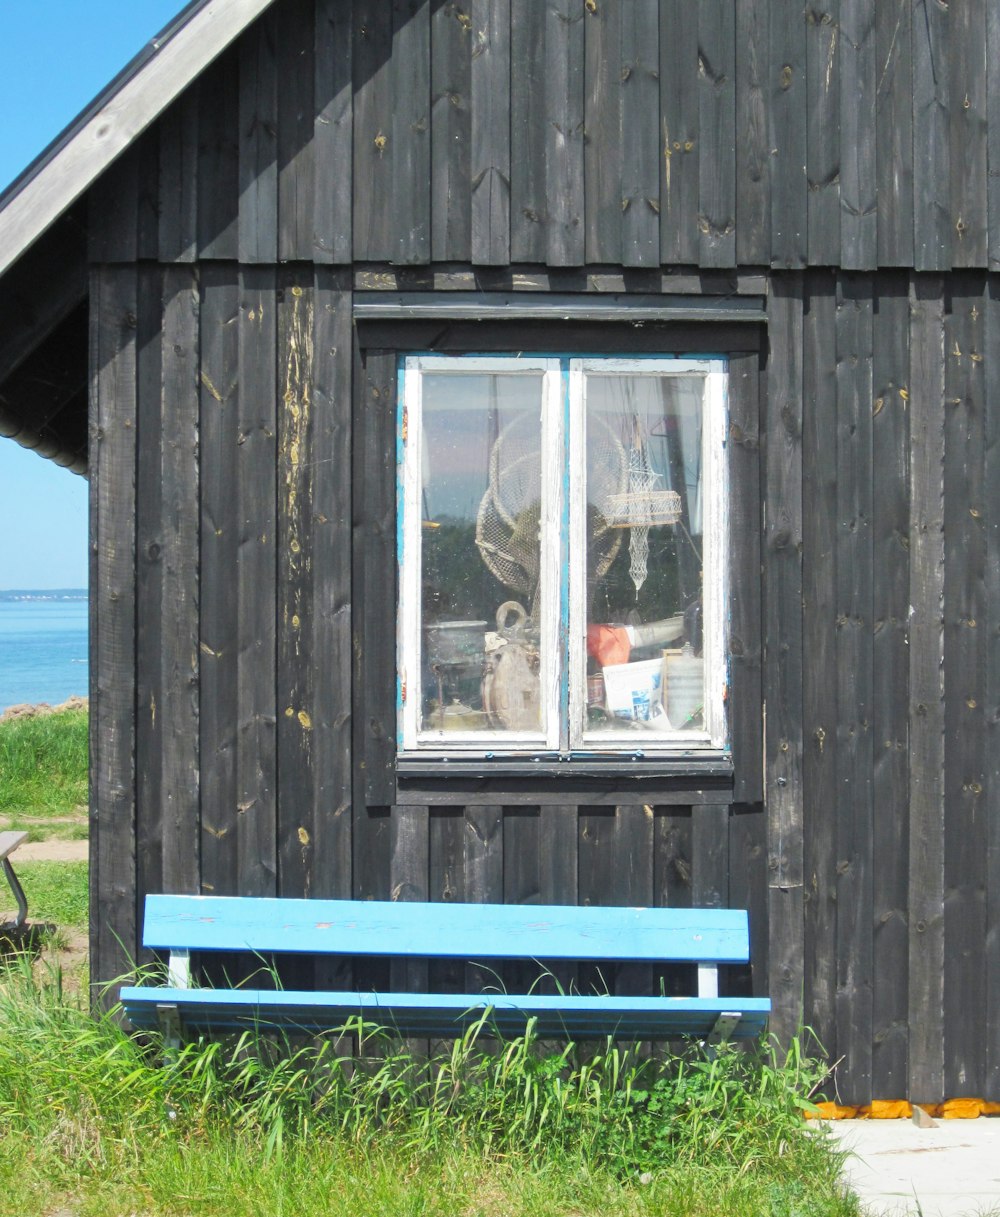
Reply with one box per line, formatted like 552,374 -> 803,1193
86,0 -> 1000,273
78,0 -> 1000,1108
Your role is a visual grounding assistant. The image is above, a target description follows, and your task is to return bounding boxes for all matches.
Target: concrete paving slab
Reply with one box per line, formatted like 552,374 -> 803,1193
823,1118 -> 1000,1216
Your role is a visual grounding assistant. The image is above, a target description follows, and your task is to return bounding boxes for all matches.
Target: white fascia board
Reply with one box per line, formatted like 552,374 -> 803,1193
0,0 -> 277,277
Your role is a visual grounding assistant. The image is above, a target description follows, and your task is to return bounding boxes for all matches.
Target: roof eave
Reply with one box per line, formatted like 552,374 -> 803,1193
0,0 -> 277,278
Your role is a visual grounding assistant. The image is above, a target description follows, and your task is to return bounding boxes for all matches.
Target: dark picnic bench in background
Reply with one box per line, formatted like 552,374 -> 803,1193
121,895 -> 770,1045
0,831 -> 29,929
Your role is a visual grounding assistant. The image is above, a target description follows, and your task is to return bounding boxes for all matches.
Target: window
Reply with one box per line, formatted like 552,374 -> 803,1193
398,354 -> 728,756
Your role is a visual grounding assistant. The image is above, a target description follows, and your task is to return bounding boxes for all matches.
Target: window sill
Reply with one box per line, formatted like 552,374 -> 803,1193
394,752 -> 735,806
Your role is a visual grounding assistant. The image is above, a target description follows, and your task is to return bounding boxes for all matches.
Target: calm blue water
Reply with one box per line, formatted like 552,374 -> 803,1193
0,599 -> 89,714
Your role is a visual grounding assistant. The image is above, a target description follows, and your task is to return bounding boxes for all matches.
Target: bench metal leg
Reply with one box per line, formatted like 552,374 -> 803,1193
1,858 -> 28,929
157,1003 -> 182,1064
703,1012 -> 742,1059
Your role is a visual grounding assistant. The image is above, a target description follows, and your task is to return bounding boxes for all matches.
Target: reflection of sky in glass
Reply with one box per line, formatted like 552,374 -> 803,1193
421,374 -> 543,522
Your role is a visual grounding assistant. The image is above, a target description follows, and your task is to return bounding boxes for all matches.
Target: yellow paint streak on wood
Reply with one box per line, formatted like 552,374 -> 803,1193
200,371 -> 224,402
281,285 -> 314,661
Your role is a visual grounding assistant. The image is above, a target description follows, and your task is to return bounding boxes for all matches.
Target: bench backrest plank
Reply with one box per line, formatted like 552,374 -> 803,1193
142,895 -> 750,964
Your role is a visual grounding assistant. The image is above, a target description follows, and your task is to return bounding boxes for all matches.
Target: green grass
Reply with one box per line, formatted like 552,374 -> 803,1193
0,707 -> 88,825
0,961 -> 861,1217
8,861 -> 88,930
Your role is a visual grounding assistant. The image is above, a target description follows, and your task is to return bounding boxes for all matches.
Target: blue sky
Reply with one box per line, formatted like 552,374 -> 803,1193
0,1 -> 182,589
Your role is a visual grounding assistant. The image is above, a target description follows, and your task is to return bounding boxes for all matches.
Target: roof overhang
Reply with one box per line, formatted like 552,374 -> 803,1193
0,0 -> 277,279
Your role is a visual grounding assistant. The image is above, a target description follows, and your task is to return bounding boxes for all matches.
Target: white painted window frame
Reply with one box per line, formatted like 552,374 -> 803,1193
398,353 -> 728,756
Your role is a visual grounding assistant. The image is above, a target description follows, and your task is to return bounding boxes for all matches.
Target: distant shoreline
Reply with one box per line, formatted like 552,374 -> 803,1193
0,589 -> 87,602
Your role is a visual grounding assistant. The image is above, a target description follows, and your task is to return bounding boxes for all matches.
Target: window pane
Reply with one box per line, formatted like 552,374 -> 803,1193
582,373 -> 706,739
418,372 -> 545,738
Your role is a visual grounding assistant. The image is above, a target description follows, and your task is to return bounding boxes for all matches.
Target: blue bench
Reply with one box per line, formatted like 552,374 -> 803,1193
121,895 -> 770,1043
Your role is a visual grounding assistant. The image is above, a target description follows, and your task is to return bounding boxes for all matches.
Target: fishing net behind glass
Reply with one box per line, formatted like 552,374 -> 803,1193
475,412 -> 628,616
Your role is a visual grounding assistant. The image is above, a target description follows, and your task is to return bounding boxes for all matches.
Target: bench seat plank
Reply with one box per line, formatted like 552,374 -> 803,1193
120,985 -> 771,1040
0,831 -> 28,862
141,895 -> 752,964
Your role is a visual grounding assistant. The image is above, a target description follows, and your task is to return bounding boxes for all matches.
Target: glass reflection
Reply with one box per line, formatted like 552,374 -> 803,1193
583,374 -> 705,738
420,373 -> 544,737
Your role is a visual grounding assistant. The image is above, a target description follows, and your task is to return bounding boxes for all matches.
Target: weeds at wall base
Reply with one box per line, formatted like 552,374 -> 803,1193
0,959 -> 860,1217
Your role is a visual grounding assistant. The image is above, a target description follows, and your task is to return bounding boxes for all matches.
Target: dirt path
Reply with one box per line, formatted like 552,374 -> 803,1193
13,838 -> 88,862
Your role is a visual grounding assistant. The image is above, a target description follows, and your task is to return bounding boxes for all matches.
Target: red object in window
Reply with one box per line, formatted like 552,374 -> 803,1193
587,624 -> 632,667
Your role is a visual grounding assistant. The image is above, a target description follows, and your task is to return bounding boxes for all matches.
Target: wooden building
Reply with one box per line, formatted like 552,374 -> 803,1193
1,0 -> 998,1106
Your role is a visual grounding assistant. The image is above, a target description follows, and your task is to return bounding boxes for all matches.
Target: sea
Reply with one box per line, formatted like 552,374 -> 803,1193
0,592 -> 88,715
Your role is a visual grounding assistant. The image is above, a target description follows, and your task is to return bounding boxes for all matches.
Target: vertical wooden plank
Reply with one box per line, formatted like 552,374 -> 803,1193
769,0 -> 807,267
277,0 -> 317,263
728,807 -> 768,997
988,7 -> 1000,269
465,805 -> 504,991
390,804 -> 429,997
503,808 -> 540,904
805,2 -> 840,267
471,0 -> 511,265
160,268 -> 201,900
583,0 -> 621,266
197,44 -> 240,260
943,276 -> 987,1095
158,87 -> 199,263
353,0 -> 394,261
351,341 -> 393,923
545,0 -> 586,266
392,0 -> 431,264
314,0 -> 354,264
136,129 -> 161,262
801,270 -> 838,1062
692,805 -> 729,908
875,0 -> 913,266
431,1 -> 472,262
505,805 -> 577,994
353,350 -> 396,807
984,280 -> 1000,1094
580,807 -> 654,996
465,806 -> 503,903
354,809 -> 392,902
653,808 -> 693,996
697,0 -> 736,268
277,269 -> 317,901
310,269 -> 354,899
88,141 -> 140,264
735,0 -> 770,265
238,7 -> 279,264
654,810 -> 693,908
621,0 -> 660,267
237,266 -> 278,897
870,274 -> 911,1098
199,266 -> 240,897
660,0 -> 699,265
765,273 -> 805,1046
839,0 -> 876,269
510,0 -> 546,262
907,274 -> 946,1103
728,350 -> 762,804
89,265 -> 138,999
834,272 -> 874,1103
912,0 -> 950,271
949,0 -> 987,267
430,809 -> 466,992
135,266 -> 164,928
